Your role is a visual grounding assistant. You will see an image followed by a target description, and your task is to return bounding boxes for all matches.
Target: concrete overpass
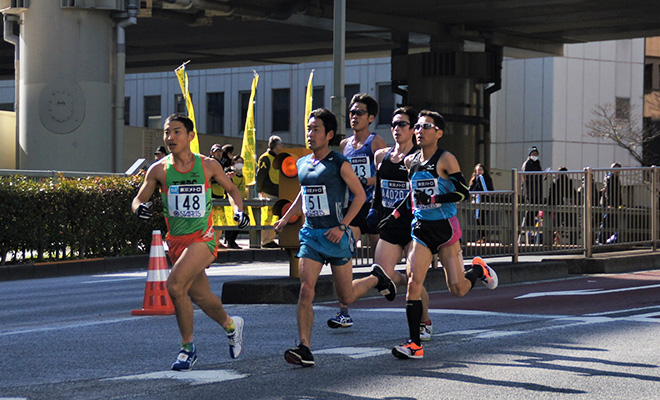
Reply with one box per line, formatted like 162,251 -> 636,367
1,0 -> 660,172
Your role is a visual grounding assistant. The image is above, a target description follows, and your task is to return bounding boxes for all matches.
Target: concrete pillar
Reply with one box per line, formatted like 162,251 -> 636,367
17,2 -> 115,171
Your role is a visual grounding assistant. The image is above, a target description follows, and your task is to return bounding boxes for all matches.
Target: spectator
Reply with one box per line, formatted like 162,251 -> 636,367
256,135 -> 283,248
210,143 -> 223,163
521,146 -> 543,228
154,145 -> 168,161
219,144 -> 234,170
598,162 -> 622,244
547,167 -> 577,244
224,155 -> 247,249
468,163 -> 494,243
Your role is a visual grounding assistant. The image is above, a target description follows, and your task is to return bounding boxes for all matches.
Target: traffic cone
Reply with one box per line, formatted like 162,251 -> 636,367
132,230 -> 175,316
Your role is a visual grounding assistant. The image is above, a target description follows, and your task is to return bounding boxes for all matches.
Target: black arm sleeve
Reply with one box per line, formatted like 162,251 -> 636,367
370,169 -> 383,214
433,172 -> 470,204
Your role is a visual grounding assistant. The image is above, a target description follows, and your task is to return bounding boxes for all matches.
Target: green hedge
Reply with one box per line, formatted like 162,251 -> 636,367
0,172 -> 166,265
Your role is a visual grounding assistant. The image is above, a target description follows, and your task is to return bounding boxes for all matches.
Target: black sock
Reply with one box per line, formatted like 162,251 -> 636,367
406,300 -> 423,345
464,267 -> 483,289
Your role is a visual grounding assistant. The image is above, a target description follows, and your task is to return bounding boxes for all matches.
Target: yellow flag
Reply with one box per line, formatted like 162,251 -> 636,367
304,70 -> 314,149
174,61 -> 199,154
241,72 -> 259,186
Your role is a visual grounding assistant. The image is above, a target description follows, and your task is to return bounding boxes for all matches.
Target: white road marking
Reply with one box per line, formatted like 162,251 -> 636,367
315,347 -> 390,359
0,316 -> 146,337
514,283 -> 660,299
104,369 -> 247,385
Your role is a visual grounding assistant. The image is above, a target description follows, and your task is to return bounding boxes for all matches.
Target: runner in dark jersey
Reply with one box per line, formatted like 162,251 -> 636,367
327,106 -> 433,340
381,110 -> 499,360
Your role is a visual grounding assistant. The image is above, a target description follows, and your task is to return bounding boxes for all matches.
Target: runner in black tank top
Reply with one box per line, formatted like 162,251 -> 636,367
327,107 -> 433,339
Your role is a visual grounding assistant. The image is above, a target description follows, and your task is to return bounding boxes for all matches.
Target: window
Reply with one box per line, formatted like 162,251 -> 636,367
312,86 -> 325,111
272,88 -> 290,132
124,97 -> 130,125
206,92 -> 224,135
345,84 -> 360,128
144,95 -> 161,128
239,90 -> 251,131
174,93 -> 190,114
377,83 -> 396,126
0,102 -> 14,111
615,97 -> 630,120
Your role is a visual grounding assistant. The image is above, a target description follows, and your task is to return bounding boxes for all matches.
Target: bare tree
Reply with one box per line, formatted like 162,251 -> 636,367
585,103 -> 660,165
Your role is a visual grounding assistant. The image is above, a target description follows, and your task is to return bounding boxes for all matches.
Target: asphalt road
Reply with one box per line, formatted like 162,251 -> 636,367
1,261 -> 659,400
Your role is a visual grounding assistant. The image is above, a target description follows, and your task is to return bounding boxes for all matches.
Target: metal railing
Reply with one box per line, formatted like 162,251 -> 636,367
354,166 -> 660,266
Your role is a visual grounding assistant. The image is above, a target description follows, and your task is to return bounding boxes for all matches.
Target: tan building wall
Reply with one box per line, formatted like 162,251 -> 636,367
0,111 -> 16,169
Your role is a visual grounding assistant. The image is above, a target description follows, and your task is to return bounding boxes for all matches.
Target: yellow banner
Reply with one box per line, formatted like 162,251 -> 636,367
241,72 -> 259,186
174,62 -> 199,154
304,70 -> 314,149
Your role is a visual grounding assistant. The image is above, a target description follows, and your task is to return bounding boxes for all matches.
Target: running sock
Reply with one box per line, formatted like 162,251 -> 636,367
406,300 -> 423,346
464,267 -> 483,289
224,317 -> 236,334
182,342 -> 194,352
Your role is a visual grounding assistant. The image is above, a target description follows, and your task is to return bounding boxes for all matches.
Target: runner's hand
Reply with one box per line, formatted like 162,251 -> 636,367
135,201 -> 153,220
234,211 -> 250,229
414,190 -> 434,205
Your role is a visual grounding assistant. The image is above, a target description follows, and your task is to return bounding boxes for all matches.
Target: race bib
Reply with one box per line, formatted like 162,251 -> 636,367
411,179 -> 439,210
350,156 -> 372,179
381,179 -> 409,208
167,184 -> 207,218
302,185 -> 330,217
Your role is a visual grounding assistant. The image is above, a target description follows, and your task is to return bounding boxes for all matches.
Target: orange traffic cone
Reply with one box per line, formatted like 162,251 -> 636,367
132,230 -> 175,316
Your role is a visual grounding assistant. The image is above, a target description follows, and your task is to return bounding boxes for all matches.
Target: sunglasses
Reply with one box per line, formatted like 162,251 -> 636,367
414,122 -> 438,130
349,109 -> 368,116
391,120 -> 411,128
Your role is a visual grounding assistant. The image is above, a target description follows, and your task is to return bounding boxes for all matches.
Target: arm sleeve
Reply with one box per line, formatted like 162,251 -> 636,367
370,169 -> 383,214
433,172 -> 470,204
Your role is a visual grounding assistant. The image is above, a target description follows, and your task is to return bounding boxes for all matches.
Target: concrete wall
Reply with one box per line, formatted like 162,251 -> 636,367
492,39 -> 645,172
0,111 -> 16,169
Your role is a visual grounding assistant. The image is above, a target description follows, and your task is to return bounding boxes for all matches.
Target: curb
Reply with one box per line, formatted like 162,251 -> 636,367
221,253 -> 659,304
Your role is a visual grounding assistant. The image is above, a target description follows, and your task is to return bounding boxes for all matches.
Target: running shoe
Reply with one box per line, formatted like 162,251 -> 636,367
284,344 -> 315,367
371,264 -> 397,301
392,340 -> 424,359
471,257 -> 498,290
327,312 -> 354,328
171,346 -> 198,371
420,322 -> 433,341
227,316 -> 244,359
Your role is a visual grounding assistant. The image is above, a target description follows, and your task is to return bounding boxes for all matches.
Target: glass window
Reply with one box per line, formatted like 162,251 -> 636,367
239,90 -> 251,132
174,93 -> 189,114
206,92 -> 224,135
272,88 -> 290,132
377,83 -> 396,126
615,97 -> 630,120
124,97 -> 130,125
345,84 -> 360,128
0,102 -> 14,111
144,95 -> 161,128
312,86 -> 324,111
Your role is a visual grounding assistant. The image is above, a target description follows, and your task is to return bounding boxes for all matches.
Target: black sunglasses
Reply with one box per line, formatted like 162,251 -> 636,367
349,109 -> 368,116
391,121 -> 411,128
413,122 -> 438,130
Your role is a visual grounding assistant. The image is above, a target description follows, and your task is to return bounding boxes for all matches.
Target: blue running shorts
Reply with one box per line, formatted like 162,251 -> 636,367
296,226 -> 356,266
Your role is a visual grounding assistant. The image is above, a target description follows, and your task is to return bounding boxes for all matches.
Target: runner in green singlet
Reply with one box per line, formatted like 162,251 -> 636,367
132,113 -> 250,371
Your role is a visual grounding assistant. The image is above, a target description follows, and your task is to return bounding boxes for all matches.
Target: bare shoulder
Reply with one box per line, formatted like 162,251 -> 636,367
145,159 -> 165,182
403,152 -> 416,169
439,150 -> 461,173
374,146 -> 391,166
371,134 -> 387,151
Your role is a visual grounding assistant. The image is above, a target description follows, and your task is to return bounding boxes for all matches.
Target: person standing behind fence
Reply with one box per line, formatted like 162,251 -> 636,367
468,163 -> 494,243
547,167 -> 577,244
598,162 -> 622,244
256,135 -> 283,248
521,146 -> 543,228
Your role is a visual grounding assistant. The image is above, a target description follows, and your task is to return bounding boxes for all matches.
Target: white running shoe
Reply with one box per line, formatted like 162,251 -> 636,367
227,316 -> 244,359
